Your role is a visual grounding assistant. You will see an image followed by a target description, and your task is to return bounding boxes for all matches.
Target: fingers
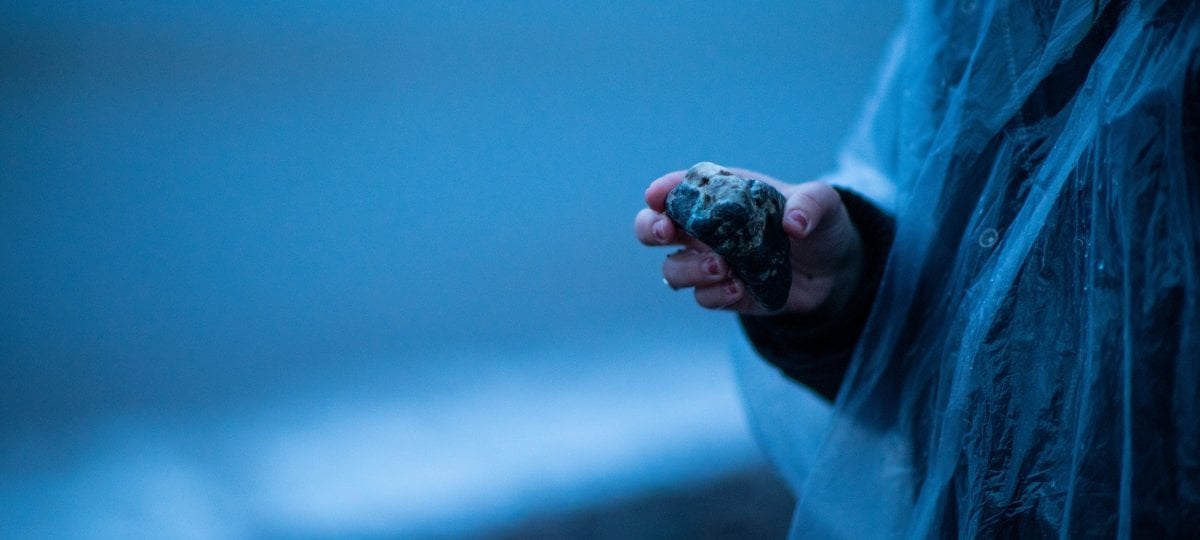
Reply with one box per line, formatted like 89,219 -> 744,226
635,170 -> 685,245
694,279 -> 747,310
662,248 -> 728,290
781,181 -> 844,240
663,249 -> 757,313
644,170 -> 685,212
635,207 -> 708,249
634,208 -> 679,246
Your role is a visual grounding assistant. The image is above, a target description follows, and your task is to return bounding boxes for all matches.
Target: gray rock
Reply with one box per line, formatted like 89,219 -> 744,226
665,162 -> 791,311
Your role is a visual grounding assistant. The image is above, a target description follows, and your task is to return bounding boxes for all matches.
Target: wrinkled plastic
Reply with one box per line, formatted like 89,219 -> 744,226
738,0 -> 1200,537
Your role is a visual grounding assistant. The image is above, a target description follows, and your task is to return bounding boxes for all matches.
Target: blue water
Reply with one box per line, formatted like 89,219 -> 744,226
0,1 -> 899,537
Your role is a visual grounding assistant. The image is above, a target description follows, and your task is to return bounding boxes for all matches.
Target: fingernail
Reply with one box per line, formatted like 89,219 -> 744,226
653,218 -> 668,241
703,256 -> 720,276
787,210 -> 809,234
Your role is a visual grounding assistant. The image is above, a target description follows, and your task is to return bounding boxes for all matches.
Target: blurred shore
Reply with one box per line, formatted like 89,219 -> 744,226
482,464 -> 794,539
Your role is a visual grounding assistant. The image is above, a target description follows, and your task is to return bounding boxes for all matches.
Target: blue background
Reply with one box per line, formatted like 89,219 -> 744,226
1,1 -> 899,537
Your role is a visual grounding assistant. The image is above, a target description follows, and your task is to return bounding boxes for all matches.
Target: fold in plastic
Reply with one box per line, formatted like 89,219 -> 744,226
740,0 -> 1200,537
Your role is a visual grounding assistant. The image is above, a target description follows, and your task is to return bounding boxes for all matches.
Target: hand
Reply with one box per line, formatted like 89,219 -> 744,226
634,168 -> 864,316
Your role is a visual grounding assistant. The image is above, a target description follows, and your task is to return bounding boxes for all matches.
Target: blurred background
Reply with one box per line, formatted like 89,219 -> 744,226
0,1 -> 899,537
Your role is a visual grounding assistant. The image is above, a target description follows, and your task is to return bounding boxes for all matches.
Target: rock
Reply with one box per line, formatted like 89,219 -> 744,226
665,162 -> 791,311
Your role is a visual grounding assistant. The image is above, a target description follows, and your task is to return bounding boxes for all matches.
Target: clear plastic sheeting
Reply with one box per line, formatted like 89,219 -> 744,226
732,335 -> 833,494
741,0 -> 1200,537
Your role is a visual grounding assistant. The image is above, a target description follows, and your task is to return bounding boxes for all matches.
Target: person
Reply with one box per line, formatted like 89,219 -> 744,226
635,0 -> 1198,537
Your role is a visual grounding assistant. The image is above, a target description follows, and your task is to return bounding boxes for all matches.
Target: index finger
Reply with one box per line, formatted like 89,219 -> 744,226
644,170 -> 686,212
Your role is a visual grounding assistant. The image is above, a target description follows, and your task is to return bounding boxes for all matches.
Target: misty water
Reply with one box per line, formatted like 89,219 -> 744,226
1,1 -> 898,537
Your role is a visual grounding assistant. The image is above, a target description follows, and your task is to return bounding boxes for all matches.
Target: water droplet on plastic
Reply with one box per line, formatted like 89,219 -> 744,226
978,227 -> 999,248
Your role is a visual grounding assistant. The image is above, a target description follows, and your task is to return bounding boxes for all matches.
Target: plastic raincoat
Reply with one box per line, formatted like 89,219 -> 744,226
735,0 -> 1200,537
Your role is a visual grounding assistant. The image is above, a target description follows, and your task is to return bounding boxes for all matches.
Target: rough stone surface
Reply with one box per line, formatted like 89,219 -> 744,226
665,162 -> 791,311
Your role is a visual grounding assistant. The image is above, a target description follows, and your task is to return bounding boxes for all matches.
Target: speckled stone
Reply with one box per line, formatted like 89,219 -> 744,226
665,162 -> 791,311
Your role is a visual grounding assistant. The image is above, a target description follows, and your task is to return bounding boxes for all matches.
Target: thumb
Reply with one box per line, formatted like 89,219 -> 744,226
781,181 -> 844,240
778,181 -> 862,313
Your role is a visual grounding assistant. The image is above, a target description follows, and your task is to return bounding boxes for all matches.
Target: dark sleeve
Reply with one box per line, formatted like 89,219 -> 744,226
738,187 -> 895,401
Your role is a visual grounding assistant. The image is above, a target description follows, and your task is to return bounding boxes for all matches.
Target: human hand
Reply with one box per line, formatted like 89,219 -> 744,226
634,168 -> 864,316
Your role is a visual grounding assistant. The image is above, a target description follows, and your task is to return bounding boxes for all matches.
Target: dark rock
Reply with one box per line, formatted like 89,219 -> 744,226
665,162 -> 791,311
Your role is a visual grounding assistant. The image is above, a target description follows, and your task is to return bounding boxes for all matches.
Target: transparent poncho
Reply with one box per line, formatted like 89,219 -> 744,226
735,0 -> 1200,537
